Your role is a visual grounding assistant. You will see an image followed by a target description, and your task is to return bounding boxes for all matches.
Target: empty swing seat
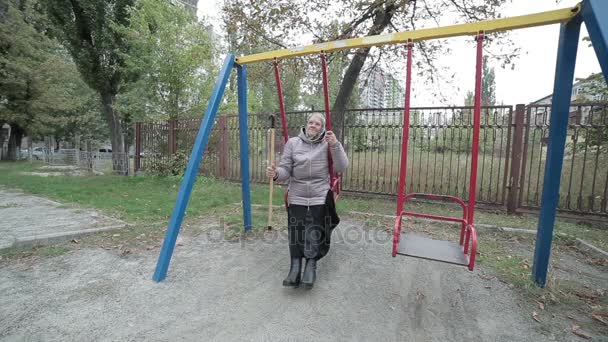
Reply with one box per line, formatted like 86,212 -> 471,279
396,233 -> 470,266
392,193 -> 477,270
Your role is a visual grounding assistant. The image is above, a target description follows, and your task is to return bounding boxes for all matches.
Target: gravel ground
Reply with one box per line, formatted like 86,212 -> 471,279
0,217 -> 559,342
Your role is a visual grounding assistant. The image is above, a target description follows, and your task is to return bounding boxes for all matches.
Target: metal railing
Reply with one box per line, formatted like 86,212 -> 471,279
135,102 -> 608,216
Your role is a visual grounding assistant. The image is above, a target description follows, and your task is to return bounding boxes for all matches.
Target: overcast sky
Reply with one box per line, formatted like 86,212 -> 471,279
197,0 -> 602,106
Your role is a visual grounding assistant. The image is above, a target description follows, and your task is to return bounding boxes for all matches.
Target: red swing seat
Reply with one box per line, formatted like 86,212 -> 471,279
391,35 -> 485,271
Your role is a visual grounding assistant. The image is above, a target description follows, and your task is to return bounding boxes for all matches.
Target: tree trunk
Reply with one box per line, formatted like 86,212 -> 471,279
331,2 -> 403,142
0,124 -> 7,160
100,92 -> 127,174
331,47 -> 371,141
7,125 -> 24,161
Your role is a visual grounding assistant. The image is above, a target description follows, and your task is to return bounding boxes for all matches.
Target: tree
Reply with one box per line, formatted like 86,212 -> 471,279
462,57 -> 496,107
222,0 -> 514,140
33,50 -> 108,144
481,56 -> 496,106
0,0 -> 55,159
576,73 -> 607,151
1,0 -> 108,160
464,91 -> 474,107
44,0 -> 137,169
116,0 -> 217,122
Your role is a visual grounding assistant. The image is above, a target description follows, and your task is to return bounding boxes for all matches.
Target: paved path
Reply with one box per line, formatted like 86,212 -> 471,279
0,189 -> 126,251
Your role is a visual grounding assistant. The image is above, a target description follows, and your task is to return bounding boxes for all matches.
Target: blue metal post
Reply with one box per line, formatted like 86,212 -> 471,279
236,64 -> 253,232
532,18 -> 581,287
153,54 -> 235,282
581,0 -> 608,83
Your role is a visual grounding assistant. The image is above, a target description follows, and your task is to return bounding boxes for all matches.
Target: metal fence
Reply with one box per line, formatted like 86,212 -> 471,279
135,103 -> 608,216
518,103 -> 608,215
43,149 -> 131,175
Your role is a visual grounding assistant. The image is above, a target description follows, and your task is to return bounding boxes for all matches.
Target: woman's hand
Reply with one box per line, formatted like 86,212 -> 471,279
266,162 -> 277,179
325,130 -> 337,146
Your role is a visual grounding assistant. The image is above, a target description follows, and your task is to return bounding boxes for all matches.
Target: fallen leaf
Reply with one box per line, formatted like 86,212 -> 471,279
532,311 -> 540,322
572,328 -> 592,340
112,234 -> 120,237
536,301 -> 545,310
592,312 -> 608,326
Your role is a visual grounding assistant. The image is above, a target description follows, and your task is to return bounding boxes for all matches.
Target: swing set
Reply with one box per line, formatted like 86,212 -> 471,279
153,0 -> 608,287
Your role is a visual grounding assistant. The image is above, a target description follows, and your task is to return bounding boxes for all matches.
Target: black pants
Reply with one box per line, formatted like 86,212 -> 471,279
287,191 -> 340,261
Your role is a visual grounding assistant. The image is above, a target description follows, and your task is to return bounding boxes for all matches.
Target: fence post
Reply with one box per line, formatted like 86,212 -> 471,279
75,134 -> 80,167
134,122 -> 141,172
168,119 -> 177,155
507,104 -> 526,214
86,140 -> 93,171
219,115 -> 228,178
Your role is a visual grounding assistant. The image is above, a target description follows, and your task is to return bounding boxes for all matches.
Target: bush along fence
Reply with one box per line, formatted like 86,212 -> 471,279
134,103 -> 608,216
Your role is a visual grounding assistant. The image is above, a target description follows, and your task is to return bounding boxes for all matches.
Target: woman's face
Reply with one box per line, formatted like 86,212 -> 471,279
306,116 -> 323,136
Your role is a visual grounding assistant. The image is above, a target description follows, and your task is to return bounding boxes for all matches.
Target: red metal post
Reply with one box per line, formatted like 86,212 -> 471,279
467,32 -> 485,225
320,51 -> 335,187
272,59 -> 290,144
396,40 -> 413,216
219,116 -> 228,178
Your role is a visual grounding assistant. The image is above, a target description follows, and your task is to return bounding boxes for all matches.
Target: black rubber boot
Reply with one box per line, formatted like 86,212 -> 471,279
301,258 -> 316,289
282,258 -> 302,287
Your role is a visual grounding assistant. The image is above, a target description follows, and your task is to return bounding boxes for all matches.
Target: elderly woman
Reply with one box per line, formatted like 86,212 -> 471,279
266,113 -> 348,289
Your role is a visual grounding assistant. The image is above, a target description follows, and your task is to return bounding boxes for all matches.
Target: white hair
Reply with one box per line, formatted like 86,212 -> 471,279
307,113 -> 326,127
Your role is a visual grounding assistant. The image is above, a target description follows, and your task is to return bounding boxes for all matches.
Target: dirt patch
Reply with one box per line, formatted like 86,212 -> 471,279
351,212 -> 608,340
18,165 -> 103,177
0,217 -> 581,341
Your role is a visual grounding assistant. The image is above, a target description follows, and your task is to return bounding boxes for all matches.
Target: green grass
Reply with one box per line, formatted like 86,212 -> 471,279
234,140 -> 607,213
0,161 -> 293,256
3,161 -> 605,250
0,161 -> 286,226
1,244 -> 71,258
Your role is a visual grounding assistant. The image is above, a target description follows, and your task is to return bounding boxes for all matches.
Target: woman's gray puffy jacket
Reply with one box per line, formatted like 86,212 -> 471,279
275,129 -> 349,206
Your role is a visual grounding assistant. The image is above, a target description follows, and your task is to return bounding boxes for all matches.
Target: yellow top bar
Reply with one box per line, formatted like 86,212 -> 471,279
235,4 -> 581,65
